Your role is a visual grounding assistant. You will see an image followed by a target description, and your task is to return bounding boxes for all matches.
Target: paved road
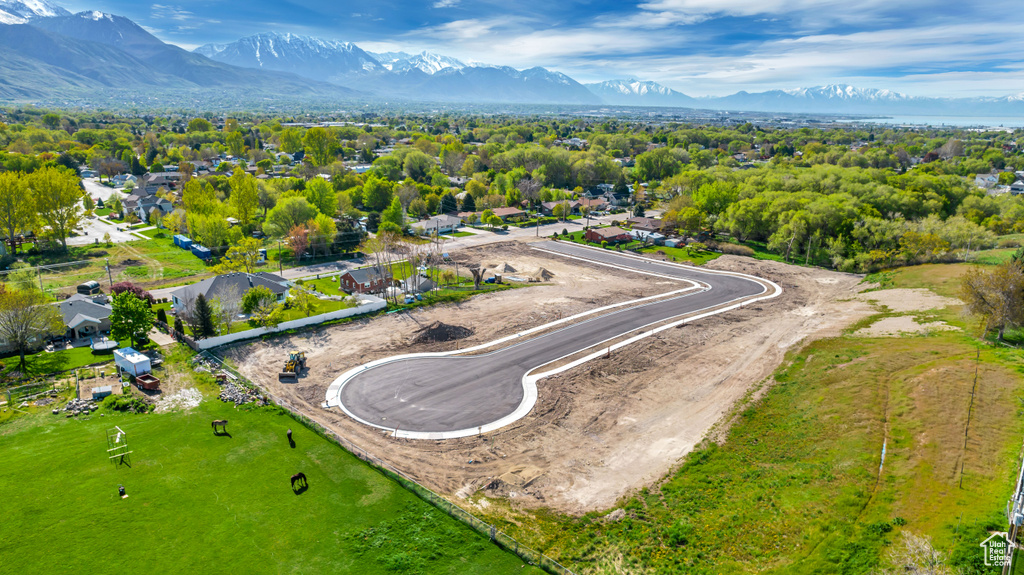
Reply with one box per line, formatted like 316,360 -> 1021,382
330,241 -> 774,437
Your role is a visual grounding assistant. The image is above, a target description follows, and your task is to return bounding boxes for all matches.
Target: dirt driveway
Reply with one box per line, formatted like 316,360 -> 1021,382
228,240 -> 871,514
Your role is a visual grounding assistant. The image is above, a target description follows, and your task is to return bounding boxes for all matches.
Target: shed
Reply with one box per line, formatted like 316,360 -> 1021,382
91,386 -> 112,399
114,347 -> 151,377
173,234 -> 192,249
77,280 -> 102,295
190,244 -> 212,260
664,238 -> 682,248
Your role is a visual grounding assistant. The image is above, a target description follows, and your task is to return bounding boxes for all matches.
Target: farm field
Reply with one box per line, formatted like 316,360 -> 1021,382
0,385 -> 542,575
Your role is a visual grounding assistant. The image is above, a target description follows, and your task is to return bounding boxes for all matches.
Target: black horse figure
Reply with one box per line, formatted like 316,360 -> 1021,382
211,420 -> 228,435
291,472 -> 307,490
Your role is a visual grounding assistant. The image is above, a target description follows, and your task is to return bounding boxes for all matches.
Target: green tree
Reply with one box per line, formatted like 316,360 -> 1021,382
959,261 -> 1024,340
194,293 -> 217,338
291,290 -> 317,318
109,291 -> 154,348
226,131 -> 245,157
304,177 -> 337,217
265,197 -> 316,237
30,167 -> 83,252
303,127 -> 337,167
635,147 -> 682,181
217,237 -> 265,274
187,118 -> 213,132
229,168 -> 259,229
440,192 -> 458,214
0,288 -> 65,370
308,213 -> 337,256
403,150 -> 433,182
0,172 -> 35,254
459,193 -> 476,212
362,175 -> 393,212
381,195 -> 405,230
279,128 -> 303,154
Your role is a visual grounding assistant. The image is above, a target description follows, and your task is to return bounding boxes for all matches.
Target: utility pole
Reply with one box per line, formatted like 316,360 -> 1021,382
105,259 -> 113,287
37,264 -> 44,292
278,240 -> 283,274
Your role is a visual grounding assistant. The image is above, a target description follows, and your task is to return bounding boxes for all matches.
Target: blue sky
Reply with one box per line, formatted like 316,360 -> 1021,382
59,0 -> 1024,97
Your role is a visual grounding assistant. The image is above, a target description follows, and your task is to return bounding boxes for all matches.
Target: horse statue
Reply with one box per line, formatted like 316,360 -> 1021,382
211,420 -> 228,435
291,472 -> 307,489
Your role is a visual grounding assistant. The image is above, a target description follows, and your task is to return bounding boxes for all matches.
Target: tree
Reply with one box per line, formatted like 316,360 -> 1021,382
226,131 -> 245,157
181,179 -> 216,216
959,261 -> 1024,340
173,316 -> 184,335
265,197 -> 316,237
439,192 -> 457,214
552,202 -> 569,221
242,285 -> 278,326
304,177 -> 337,217
381,195 -> 405,230
194,293 -> 217,338
211,284 -> 242,335
635,147 -> 682,181
187,118 -> 213,132
362,175 -> 393,212
288,224 -> 309,260
403,150 -> 433,182
229,168 -> 259,229
460,193 -> 476,212
0,288 -> 65,370
110,281 -> 155,304
303,127 -> 337,167
29,167 -> 83,252
307,213 -> 336,256
220,237 -> 265,274
487,214 -> 503,229
0,172 -> 34,254
291,289 -> 317,318
109,291 -> 154,348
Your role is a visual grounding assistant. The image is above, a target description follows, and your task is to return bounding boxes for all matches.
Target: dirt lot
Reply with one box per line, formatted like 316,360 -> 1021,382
229,240 -> 873,515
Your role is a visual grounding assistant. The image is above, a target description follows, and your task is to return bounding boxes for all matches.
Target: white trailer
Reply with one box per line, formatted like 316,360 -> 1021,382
114,347 -> 151,377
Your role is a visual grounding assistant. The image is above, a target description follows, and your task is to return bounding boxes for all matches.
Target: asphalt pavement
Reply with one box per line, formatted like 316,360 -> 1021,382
332,240 -> 771,435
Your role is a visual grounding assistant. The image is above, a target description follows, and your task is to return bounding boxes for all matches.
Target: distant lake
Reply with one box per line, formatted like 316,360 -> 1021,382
847,115 -> 1024,128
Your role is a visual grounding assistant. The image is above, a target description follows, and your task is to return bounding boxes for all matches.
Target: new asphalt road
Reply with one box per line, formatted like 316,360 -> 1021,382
330,241 -> 773,436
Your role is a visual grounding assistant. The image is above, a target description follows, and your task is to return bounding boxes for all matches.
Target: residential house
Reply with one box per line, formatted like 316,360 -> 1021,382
585,226 -> 632,244
1011,180 -> 1024,196
59,293 -> 112,342
412,214 -> 463,235
111,174 -> 138,188
579,198 -> 609,212
491,207 -> 527,221
626,217 -> 665,232
541,200 -> 580,216
340,267 -> 392,294
974,173 -> 1000,189
170,272 -> 290,311
401,274 -> 436,294
139,171 -> 181,195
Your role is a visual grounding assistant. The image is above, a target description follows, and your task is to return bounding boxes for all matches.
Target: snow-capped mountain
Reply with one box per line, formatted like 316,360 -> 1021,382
586,79 -> 695,106
370,50 -> 466,74
781,84 -> 911,101
194,32 -> 383,83
0,0 -> 67,24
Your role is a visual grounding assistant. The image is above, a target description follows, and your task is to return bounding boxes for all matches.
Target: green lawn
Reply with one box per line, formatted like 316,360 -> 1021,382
446,231 -> 475,238
0,377 -> 542,574
139,228 -> 168,239
300,277 -> 346,296
0,338 -> 157,380
640,245 -> 721,266
94,207 -> 112,216
973,248 -> 1018,266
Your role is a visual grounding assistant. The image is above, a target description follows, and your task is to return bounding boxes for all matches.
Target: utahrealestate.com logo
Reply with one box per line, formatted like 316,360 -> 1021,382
980,532 -> 1016,567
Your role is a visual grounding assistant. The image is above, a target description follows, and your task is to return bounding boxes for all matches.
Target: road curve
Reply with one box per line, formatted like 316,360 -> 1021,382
326,241 -> 781,439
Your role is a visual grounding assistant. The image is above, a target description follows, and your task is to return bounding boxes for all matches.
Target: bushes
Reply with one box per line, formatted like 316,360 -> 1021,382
103,394 -> 153,413
719,243 -> 756,257
998,238 -> 1021,248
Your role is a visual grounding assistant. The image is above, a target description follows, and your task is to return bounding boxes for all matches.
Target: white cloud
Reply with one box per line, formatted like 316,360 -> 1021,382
433,0 -> 460,8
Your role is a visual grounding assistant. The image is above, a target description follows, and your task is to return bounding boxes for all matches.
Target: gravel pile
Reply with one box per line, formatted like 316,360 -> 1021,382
413,321 -> 474,344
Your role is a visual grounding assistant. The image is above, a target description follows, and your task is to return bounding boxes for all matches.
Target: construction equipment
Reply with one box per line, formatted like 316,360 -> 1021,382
279,351 -> 306,381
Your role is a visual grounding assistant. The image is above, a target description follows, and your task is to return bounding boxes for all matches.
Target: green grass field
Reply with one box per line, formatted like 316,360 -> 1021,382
0,384 -> 543,574
1,338 -> 158,379
639,245 -> 720,266
474,262 -> 1024,574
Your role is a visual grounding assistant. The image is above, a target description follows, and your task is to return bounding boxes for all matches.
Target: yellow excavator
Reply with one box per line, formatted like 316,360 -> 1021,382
279,351 -> 306,381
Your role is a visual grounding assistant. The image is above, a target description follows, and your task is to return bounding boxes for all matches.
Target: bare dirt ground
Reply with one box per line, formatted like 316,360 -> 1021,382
229,241 -> 873,515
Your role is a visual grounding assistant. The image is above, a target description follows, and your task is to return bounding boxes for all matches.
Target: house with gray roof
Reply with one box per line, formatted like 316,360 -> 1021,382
59,293 -> 113,341
412,214 -> 463,235
170,272 -> 290,311
340,267 -> 392,294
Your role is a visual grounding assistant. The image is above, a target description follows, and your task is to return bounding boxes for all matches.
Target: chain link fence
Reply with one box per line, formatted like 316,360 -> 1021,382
200,350 -> 576,575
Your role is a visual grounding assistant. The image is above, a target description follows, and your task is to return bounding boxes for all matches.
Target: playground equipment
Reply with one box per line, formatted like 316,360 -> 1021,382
279,351 -> 306,381
106,426 -> 131,467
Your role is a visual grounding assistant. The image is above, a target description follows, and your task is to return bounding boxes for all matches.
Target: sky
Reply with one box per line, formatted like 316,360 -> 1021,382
58,0 -> 1024,98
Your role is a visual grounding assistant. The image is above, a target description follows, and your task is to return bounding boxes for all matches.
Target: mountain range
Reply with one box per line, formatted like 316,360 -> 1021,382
2,0 -> 1024,116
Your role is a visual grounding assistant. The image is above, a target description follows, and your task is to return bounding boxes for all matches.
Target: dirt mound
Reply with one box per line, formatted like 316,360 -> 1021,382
120,258 -> 143,266
412,321 -> 474,344
496,262 -> 517,273
535,267 -> 555,281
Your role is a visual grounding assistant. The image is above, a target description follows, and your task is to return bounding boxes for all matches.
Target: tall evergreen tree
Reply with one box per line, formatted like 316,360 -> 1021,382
460,193 -> 476,212
440,192 -> 458,214
195,294 -> 217,338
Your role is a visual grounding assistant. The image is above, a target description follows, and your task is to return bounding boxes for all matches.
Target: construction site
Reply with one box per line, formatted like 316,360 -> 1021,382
227,239 -> 872,514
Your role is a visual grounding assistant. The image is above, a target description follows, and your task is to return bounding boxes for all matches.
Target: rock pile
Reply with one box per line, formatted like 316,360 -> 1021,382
218,379 -> 266,406
413,321 -> 474,344
62,398 -> 97,416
